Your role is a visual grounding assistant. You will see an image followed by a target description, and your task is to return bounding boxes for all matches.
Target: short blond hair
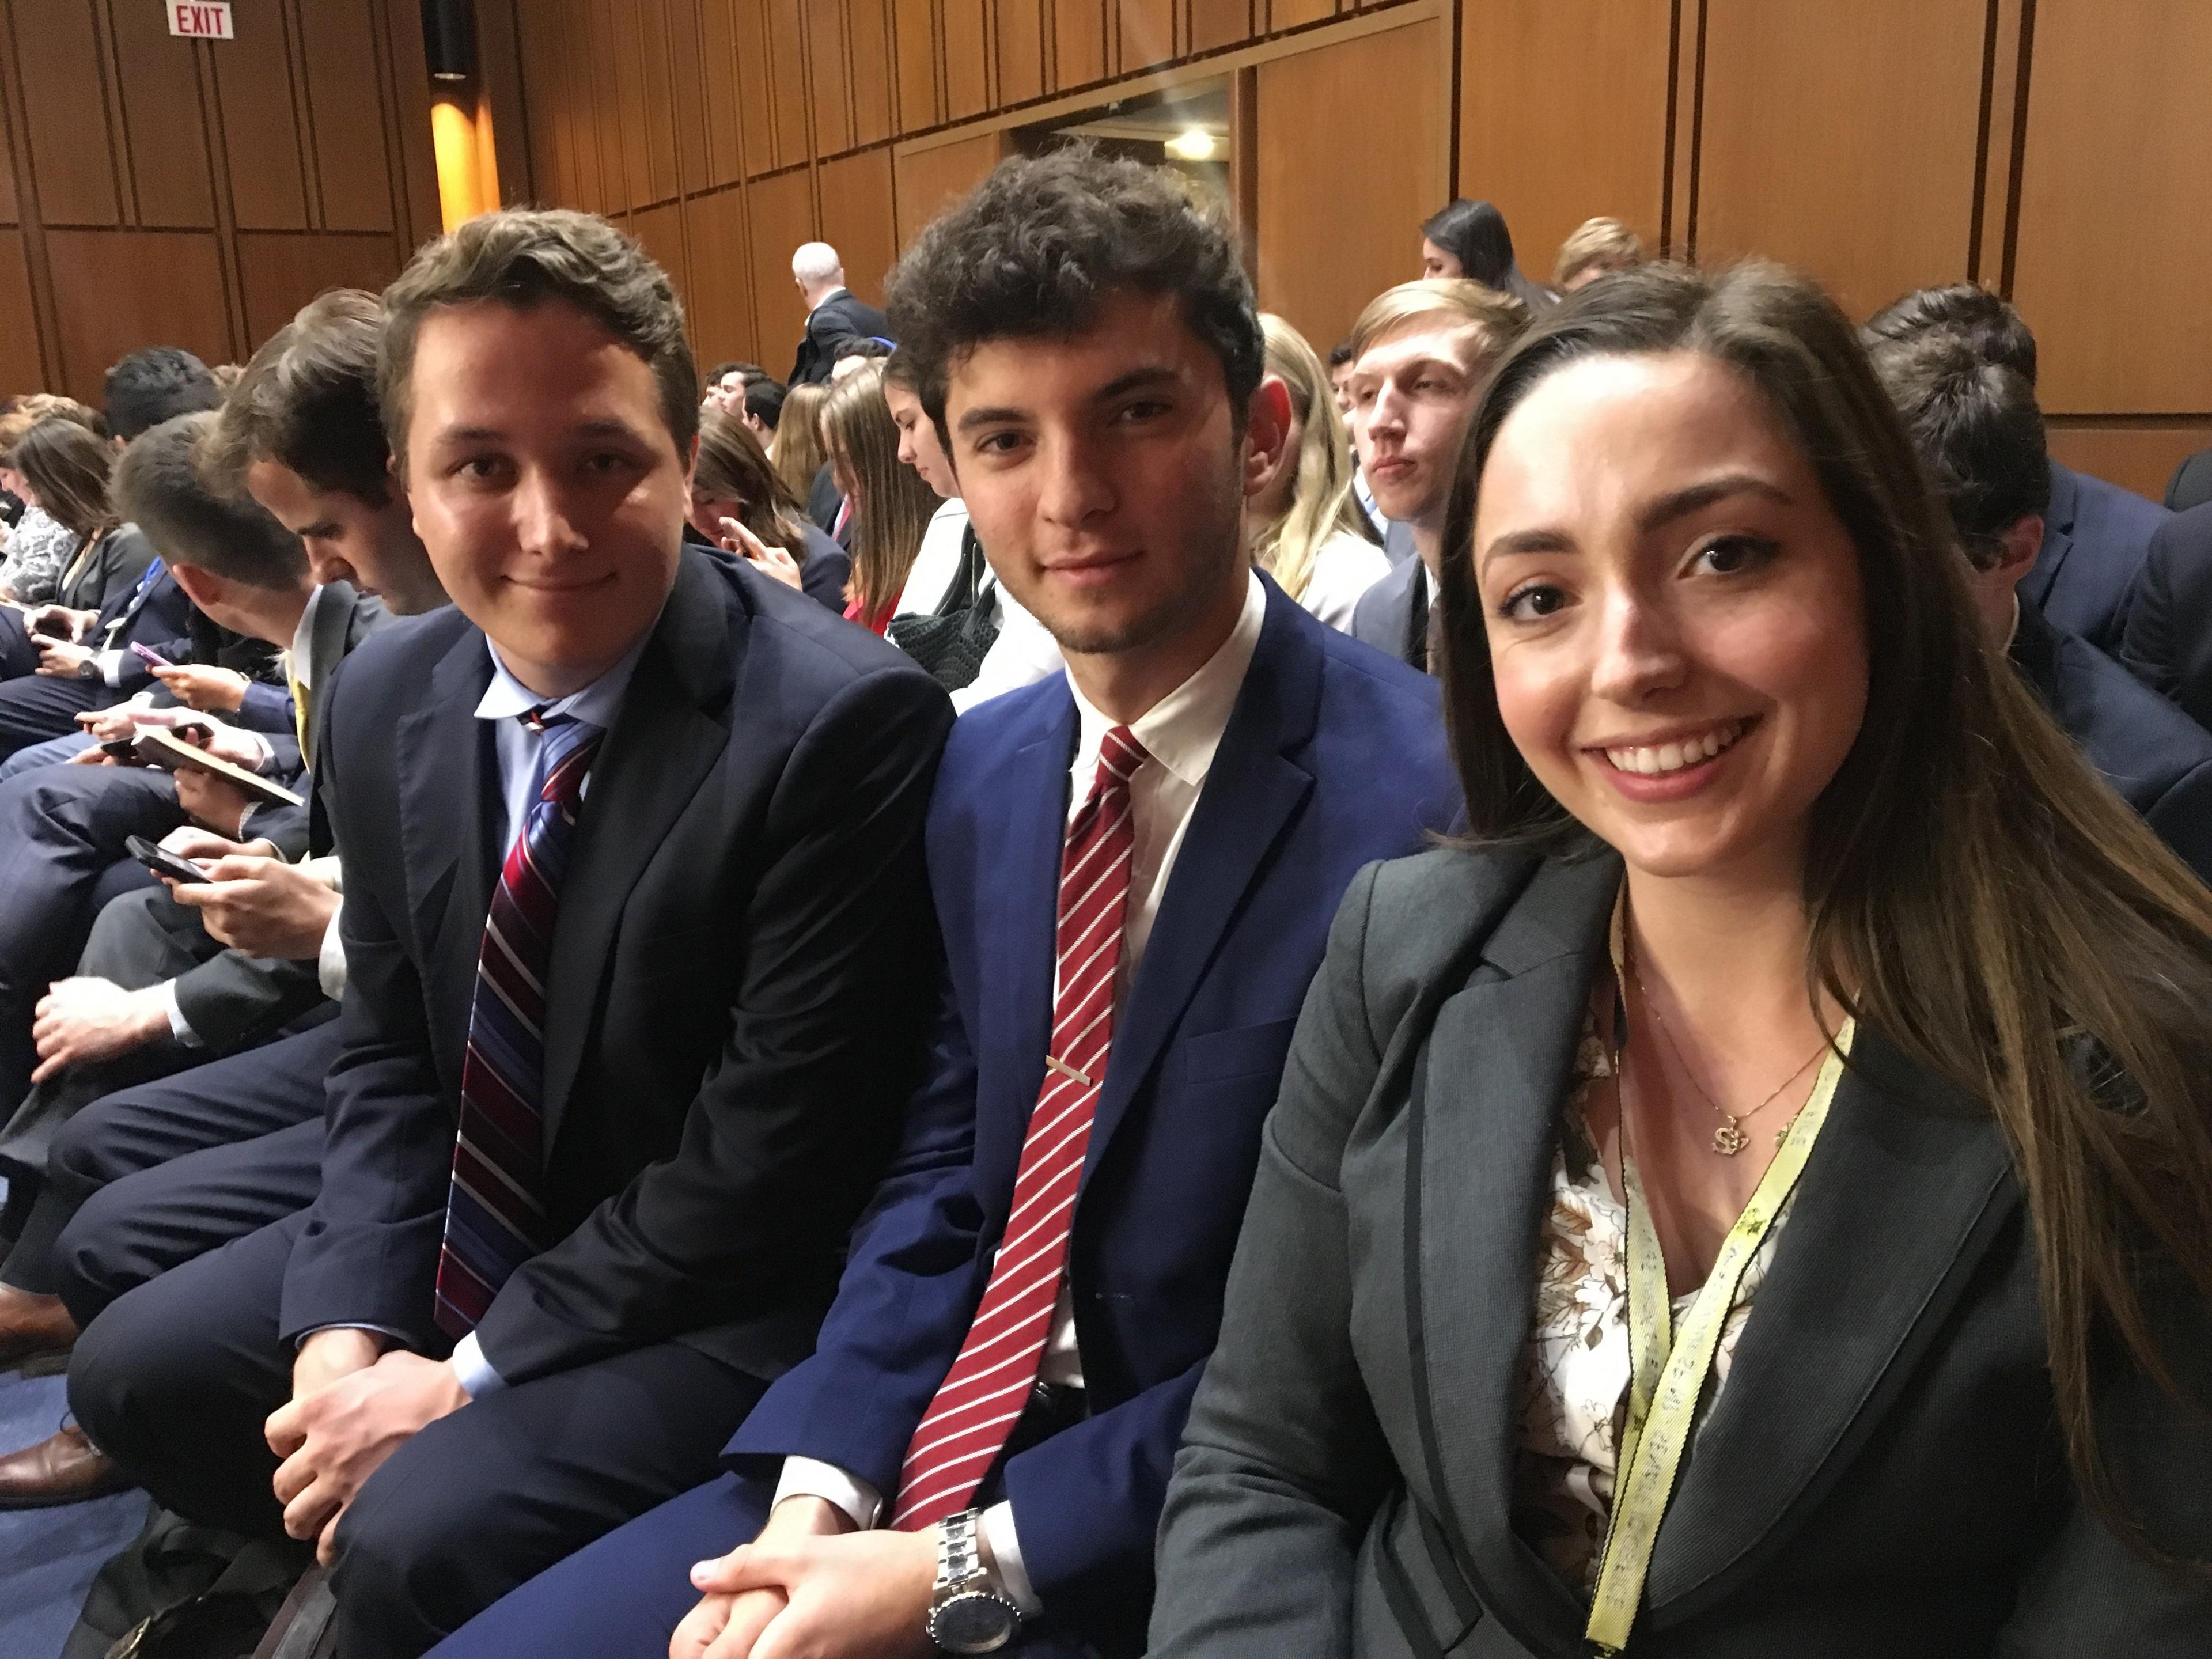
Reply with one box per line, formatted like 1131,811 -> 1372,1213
1553,217 -> 1645,289
1346,278 -> 1528,372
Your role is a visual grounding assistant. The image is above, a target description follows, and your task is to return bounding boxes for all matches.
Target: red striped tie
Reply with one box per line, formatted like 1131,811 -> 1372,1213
890,724 -> 1149,1531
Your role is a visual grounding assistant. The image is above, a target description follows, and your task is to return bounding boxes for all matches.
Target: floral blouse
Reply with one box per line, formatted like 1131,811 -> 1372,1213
0,505 -> 77,604
1511,1011 -> 1797,1592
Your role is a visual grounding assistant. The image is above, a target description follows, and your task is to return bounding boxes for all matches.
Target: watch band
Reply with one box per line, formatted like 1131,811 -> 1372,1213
927,1508 -> 1021,1654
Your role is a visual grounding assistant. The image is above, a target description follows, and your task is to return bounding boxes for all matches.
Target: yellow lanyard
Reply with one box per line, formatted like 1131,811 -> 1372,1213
1585,910 -> 1854,1654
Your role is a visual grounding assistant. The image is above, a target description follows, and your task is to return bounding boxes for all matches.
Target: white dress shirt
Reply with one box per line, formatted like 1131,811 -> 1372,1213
440,630 -> 652,1399
1292,529 -> 1393,632
893,499 -> 972,617
775,573 -> 1269,1609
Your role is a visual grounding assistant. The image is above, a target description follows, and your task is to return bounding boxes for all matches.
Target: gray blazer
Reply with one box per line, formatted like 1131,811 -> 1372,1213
1150,846 -> 2212,1658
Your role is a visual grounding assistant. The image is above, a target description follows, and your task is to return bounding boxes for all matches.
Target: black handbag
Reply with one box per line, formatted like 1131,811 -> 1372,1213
889,525 -> 1001,691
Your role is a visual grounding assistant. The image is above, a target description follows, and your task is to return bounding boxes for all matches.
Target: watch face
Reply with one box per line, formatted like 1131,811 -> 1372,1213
930,1590 -> 1018,1654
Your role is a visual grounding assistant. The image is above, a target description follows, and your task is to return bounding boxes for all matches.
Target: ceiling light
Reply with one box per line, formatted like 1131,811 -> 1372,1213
1165,128 -> 1216,161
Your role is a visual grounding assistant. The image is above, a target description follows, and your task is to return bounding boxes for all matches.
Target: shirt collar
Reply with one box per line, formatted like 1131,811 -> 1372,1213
1069,570 -> 1268,791
475,623 -> 654,732
287,583 -> 334,690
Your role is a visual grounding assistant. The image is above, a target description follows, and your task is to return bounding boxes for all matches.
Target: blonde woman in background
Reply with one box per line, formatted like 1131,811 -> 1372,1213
1248,313 -> 1391,631
769,379 -> 832,523
819,363 -> 937,633
1554,215 -> 1646,291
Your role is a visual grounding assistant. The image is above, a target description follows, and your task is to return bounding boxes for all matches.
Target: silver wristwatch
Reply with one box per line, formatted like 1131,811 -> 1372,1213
925,1508 -> 1021,1654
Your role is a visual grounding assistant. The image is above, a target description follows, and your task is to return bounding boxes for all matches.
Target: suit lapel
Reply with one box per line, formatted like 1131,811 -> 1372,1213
396,624 -> 498,1080
1642,1029 -> 2019,1616
301,582 -> 362,771
1406,854 -> 1619,1657
540,552 -> 738,1146
1081,585 -> 1319,1186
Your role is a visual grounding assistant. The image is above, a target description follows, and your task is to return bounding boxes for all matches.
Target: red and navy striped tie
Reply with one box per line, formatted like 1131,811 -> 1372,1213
433,710 -> 604,1340
890,724 -> 1148,1531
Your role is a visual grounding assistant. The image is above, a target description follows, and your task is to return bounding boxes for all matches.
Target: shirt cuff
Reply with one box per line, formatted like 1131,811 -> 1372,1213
293,1323 -> 411,1350
98,650 -> 124,688
772,1457 -> 883,1530
245,731 -> 275,774
448,1331 -> 506,1399
316,907 -> 346,1002
980,1501 -> 1041,1616
158,980 -> 203,1048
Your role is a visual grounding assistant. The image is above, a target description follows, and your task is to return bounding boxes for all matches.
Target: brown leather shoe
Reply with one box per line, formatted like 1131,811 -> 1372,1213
0,1282 -> 78,1369
0,1425 -> 130,1508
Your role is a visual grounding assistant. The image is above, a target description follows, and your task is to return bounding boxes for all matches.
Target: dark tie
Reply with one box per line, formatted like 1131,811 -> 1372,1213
433,709 -> 605,1339
891,724 -> 1149,1531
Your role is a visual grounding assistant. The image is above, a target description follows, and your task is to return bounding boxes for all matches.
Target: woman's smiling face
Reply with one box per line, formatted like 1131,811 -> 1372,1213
1471,350 -> 1870,882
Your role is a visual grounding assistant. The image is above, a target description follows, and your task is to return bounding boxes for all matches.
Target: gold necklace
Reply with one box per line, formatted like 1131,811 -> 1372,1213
1624,939 -> 1827,1158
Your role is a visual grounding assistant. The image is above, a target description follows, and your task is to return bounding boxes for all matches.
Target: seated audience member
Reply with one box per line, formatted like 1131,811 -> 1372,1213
1553,215 -> 1646,291
788,243 -> 891,386
0,290 -> 448,1508
104,347 -> 222,444
0,406 -> 90,604
739,376 -> 784,446
67,207 -> 952,1659
1862,283 -> 2168,651
425,143 -> 1460,1659
771,381 -> 838,533
881,351 -> 1065,707
1248,313 -> 1389,630
1869,329 -> 2212,880
1346,279 -> 1529,670
685,408 -> 851,613
1326,339 -> 1357,414
1149,261 -> 2212,1659
820,362 -> 935,632
1420,198 -> 1555,309
2119,502 -> 2212,733
0,421 -> 192,754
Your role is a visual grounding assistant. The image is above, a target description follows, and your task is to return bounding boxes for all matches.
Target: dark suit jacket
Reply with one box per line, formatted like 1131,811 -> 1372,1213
281,547 -> 953,1387
1350,556 -> 1431,673
788,289 -> 892,386
56,525 -> 158,615
2024,463 -> 2169,652
169,582 -> 392,1052
2165,445 -> 2212,513
726,581 -> 1460,1653
1151,848 -> 2212,1659
805,463 -> 846,540
2012,597 -> 2212,882
798,523 -> 852,613
2118,500 -> 2212,734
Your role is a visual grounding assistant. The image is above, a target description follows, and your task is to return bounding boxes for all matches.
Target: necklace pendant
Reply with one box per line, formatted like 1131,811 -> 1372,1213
1711,1120 -> 1749,1157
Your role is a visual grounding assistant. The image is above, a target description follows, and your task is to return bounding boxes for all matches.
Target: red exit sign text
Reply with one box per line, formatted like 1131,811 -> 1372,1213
169,2 -> 234,39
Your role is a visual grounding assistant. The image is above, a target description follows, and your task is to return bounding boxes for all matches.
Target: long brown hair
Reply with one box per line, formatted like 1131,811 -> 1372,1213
1437,260 -> 2212,1551
820,365 -> 935,618
13,417 -> 120,540
770,381 -> 830,507
694,408 -> 808,557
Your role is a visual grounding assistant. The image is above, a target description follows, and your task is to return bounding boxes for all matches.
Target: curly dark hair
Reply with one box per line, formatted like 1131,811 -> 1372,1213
885,145 -> 1263,434
1862,282 -> 2038,388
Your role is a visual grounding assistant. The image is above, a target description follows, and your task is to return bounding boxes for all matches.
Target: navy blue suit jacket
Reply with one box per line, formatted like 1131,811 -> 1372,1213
2024,462 -> 2169,652
725,580 -> 1460,1651
2012,597 -> 2212,882
2118,500 -> 2212,734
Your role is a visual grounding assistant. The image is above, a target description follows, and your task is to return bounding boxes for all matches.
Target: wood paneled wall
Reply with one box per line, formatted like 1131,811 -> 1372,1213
0,0 -> 441,404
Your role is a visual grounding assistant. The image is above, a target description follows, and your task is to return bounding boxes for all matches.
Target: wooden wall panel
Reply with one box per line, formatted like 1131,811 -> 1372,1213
628,203 -> 691,308
694,0 -> 741,187
476,0 -> 535,203
1188,0 -> 1253,56
893,0 -> 943,131
685,186 -> 759,368
849,0 -> 896,147
1694,0 -> 1988,323
808,0 -> 856,157
0,230 -> 43,393
1255,19 -> 1445,353
1119,0 -> 1178,74
943,0 -> 993,122
819,147 -> 897,305
747,168 -> 819,358
666,0 -> 713,196
893,132 -> 1008,244
107,0 -> 219,229
595,0 -> 644,209
767,0 -> 813,169
14,2 -> 121,228
0,76 -> 17,224
1458,0 -> 1672,279
2011,0 -> 2212,415
637,0 -> 684,205
998,0 -> 1047,107
235,231 -> 403,347
43,229 -> 230,394
1268,0 -> 1335,33
303,0 -> 398,233
2047,423 -> 2212,506
214,14 -> 309,231
377,0 -> 446,249
1054,0 -> 1109,92
725,0 -> 778,180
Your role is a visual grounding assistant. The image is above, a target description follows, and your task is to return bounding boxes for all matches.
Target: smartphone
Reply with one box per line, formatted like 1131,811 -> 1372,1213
129,642 -> 173,669
100,737 -> 138,760
30,612 -> 71,641
124,834 -> 211,885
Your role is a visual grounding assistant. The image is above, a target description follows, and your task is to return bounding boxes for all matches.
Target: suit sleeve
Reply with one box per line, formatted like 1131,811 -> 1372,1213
2117,527 -> 2182,702
278,662 -> 457,1350
170,953 -> 327,1055
1147,864 -> 1400,1658
721,969 -> 990,1490
471,665 -> 954,1383
233,680 -> 299,735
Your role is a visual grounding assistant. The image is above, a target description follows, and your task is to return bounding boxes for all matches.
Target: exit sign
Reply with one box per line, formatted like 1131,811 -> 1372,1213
168,2 -> 234,38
